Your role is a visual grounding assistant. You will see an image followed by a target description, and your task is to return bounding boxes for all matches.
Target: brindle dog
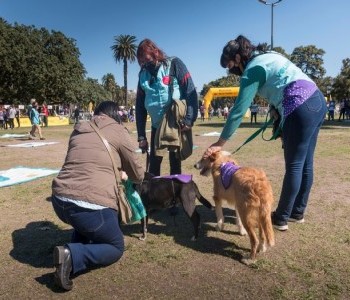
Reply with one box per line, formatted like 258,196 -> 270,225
136,172 -> 213,241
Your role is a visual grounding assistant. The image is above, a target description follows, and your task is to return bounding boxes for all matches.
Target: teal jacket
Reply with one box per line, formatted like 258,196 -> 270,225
30,108 -> 40,125
136,56 -> 198,141
138,58 -> 180,128
221,52 -> 315,140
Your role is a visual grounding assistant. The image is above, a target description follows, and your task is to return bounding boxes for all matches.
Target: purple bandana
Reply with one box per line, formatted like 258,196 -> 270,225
153,174 -> 192,183
220,162 -> 241,189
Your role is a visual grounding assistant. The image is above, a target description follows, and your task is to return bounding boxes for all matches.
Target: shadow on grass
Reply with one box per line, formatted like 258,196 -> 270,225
196,122 -> 267,129
195,120 -> 350,131
122,205 -> 249,263
10,220 -> 72,293
321,120 -> 350,129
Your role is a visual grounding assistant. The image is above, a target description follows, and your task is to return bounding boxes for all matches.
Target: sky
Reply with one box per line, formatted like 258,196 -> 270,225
2,0 -> 350,93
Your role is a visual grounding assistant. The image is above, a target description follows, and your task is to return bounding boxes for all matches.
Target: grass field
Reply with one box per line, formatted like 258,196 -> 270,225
0,116 -> 349,299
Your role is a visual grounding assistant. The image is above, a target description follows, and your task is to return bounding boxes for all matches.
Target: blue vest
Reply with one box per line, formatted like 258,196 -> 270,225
139,58 -> 180,128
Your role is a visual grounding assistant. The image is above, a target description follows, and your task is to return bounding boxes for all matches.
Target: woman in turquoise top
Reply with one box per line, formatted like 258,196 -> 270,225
205,35 -> 327,231
136,39 -> 198,176
29,101 -> 45,140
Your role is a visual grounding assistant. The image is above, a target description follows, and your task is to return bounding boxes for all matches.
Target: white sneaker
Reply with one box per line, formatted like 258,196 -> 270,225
288,217 -> 305,223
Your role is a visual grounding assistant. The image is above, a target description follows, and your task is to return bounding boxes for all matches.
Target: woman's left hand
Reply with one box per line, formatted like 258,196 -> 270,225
180,122 -> 191,132
120,171 -> 128,181
204,139 -> 226,158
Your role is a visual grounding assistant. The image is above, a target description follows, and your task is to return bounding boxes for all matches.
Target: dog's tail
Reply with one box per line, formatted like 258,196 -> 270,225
260,204 -> 275,247
193,182 -> 213,209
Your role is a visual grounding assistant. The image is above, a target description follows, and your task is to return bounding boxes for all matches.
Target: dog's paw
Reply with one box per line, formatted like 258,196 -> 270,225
241,257 -> 257,266
258,243 -> 267,253
139,235 -> 147,241
238,226 -> 247,236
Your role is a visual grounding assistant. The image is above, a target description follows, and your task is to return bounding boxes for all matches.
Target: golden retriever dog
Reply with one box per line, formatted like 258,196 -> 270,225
194,151 -> 275,263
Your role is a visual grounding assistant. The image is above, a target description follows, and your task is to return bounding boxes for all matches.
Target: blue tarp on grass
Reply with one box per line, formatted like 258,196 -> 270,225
0,166 -> 59,188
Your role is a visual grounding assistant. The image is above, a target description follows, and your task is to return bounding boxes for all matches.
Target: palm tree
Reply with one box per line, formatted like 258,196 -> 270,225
111,34 -> 137,106
102,73 -> 117,101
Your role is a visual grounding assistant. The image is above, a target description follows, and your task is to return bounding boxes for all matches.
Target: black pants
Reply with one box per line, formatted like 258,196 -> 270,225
149,127 -> 181,176
8,118 -> 15,129
250,112 -> 257,123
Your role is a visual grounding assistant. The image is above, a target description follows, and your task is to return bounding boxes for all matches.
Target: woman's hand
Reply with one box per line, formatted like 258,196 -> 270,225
120,171 -> 128,181
204,139 -> 226,158
138,139 -> 148,153
180,124 -> 191,132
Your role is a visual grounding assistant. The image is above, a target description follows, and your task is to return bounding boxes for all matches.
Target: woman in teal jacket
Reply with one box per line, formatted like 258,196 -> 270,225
29,101 -> 45,140
205,35 -> 327,231
136,39 -> 198,176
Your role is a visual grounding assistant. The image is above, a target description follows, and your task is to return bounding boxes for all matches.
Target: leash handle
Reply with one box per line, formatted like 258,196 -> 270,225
231,118 -> 273,154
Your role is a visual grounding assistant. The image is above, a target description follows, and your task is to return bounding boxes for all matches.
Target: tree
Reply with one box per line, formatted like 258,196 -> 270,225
273,46 -> 290,60
317,76 -> 334,99
258,42 -> 270,51
102,73 -> 117,101
111,34 -> 137,106
0,18 -> 86,104
290,45 -> 326,84
332,58 -> 350,99
79,78 -> 111,108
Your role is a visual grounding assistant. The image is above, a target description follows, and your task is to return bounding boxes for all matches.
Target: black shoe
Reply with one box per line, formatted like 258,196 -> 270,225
53,246 -> 73,291
271,212 -> 288,231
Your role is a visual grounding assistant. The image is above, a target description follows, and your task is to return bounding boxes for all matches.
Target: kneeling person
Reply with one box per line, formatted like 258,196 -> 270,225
51,101 -> 144,291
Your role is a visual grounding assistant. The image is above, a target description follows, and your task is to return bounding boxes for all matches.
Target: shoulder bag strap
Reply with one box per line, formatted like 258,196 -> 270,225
89,121 -> 122,184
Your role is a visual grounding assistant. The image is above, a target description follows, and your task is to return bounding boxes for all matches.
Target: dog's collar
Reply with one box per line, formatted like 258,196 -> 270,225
220,162 -> 241,189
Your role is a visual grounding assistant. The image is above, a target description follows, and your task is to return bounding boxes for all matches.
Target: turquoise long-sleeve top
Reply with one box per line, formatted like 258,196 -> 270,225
30,108 -> 41,125
221,52 -> 315,141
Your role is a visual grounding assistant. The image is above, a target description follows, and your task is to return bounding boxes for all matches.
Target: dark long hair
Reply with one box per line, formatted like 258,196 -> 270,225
220,35 -> 257,68
136,39 -> 167,66
94,101 -> 121,124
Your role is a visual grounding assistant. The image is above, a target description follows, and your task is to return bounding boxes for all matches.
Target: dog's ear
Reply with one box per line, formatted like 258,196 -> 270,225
209,151 -> 220,162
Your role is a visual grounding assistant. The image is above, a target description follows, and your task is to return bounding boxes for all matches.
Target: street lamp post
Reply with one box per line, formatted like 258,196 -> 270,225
258,0 -> 283,49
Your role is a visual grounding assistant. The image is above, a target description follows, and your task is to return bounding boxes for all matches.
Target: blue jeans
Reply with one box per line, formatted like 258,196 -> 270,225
51,195 -> 124,274
149,127 -> 181,176
275,90 -> 327,222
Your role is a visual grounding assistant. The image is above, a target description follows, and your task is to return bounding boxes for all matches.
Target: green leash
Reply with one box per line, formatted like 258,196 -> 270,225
231,113 -> 281,155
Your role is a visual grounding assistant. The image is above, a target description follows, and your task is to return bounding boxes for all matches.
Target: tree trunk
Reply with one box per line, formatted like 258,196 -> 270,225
124,58 -> 128,107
